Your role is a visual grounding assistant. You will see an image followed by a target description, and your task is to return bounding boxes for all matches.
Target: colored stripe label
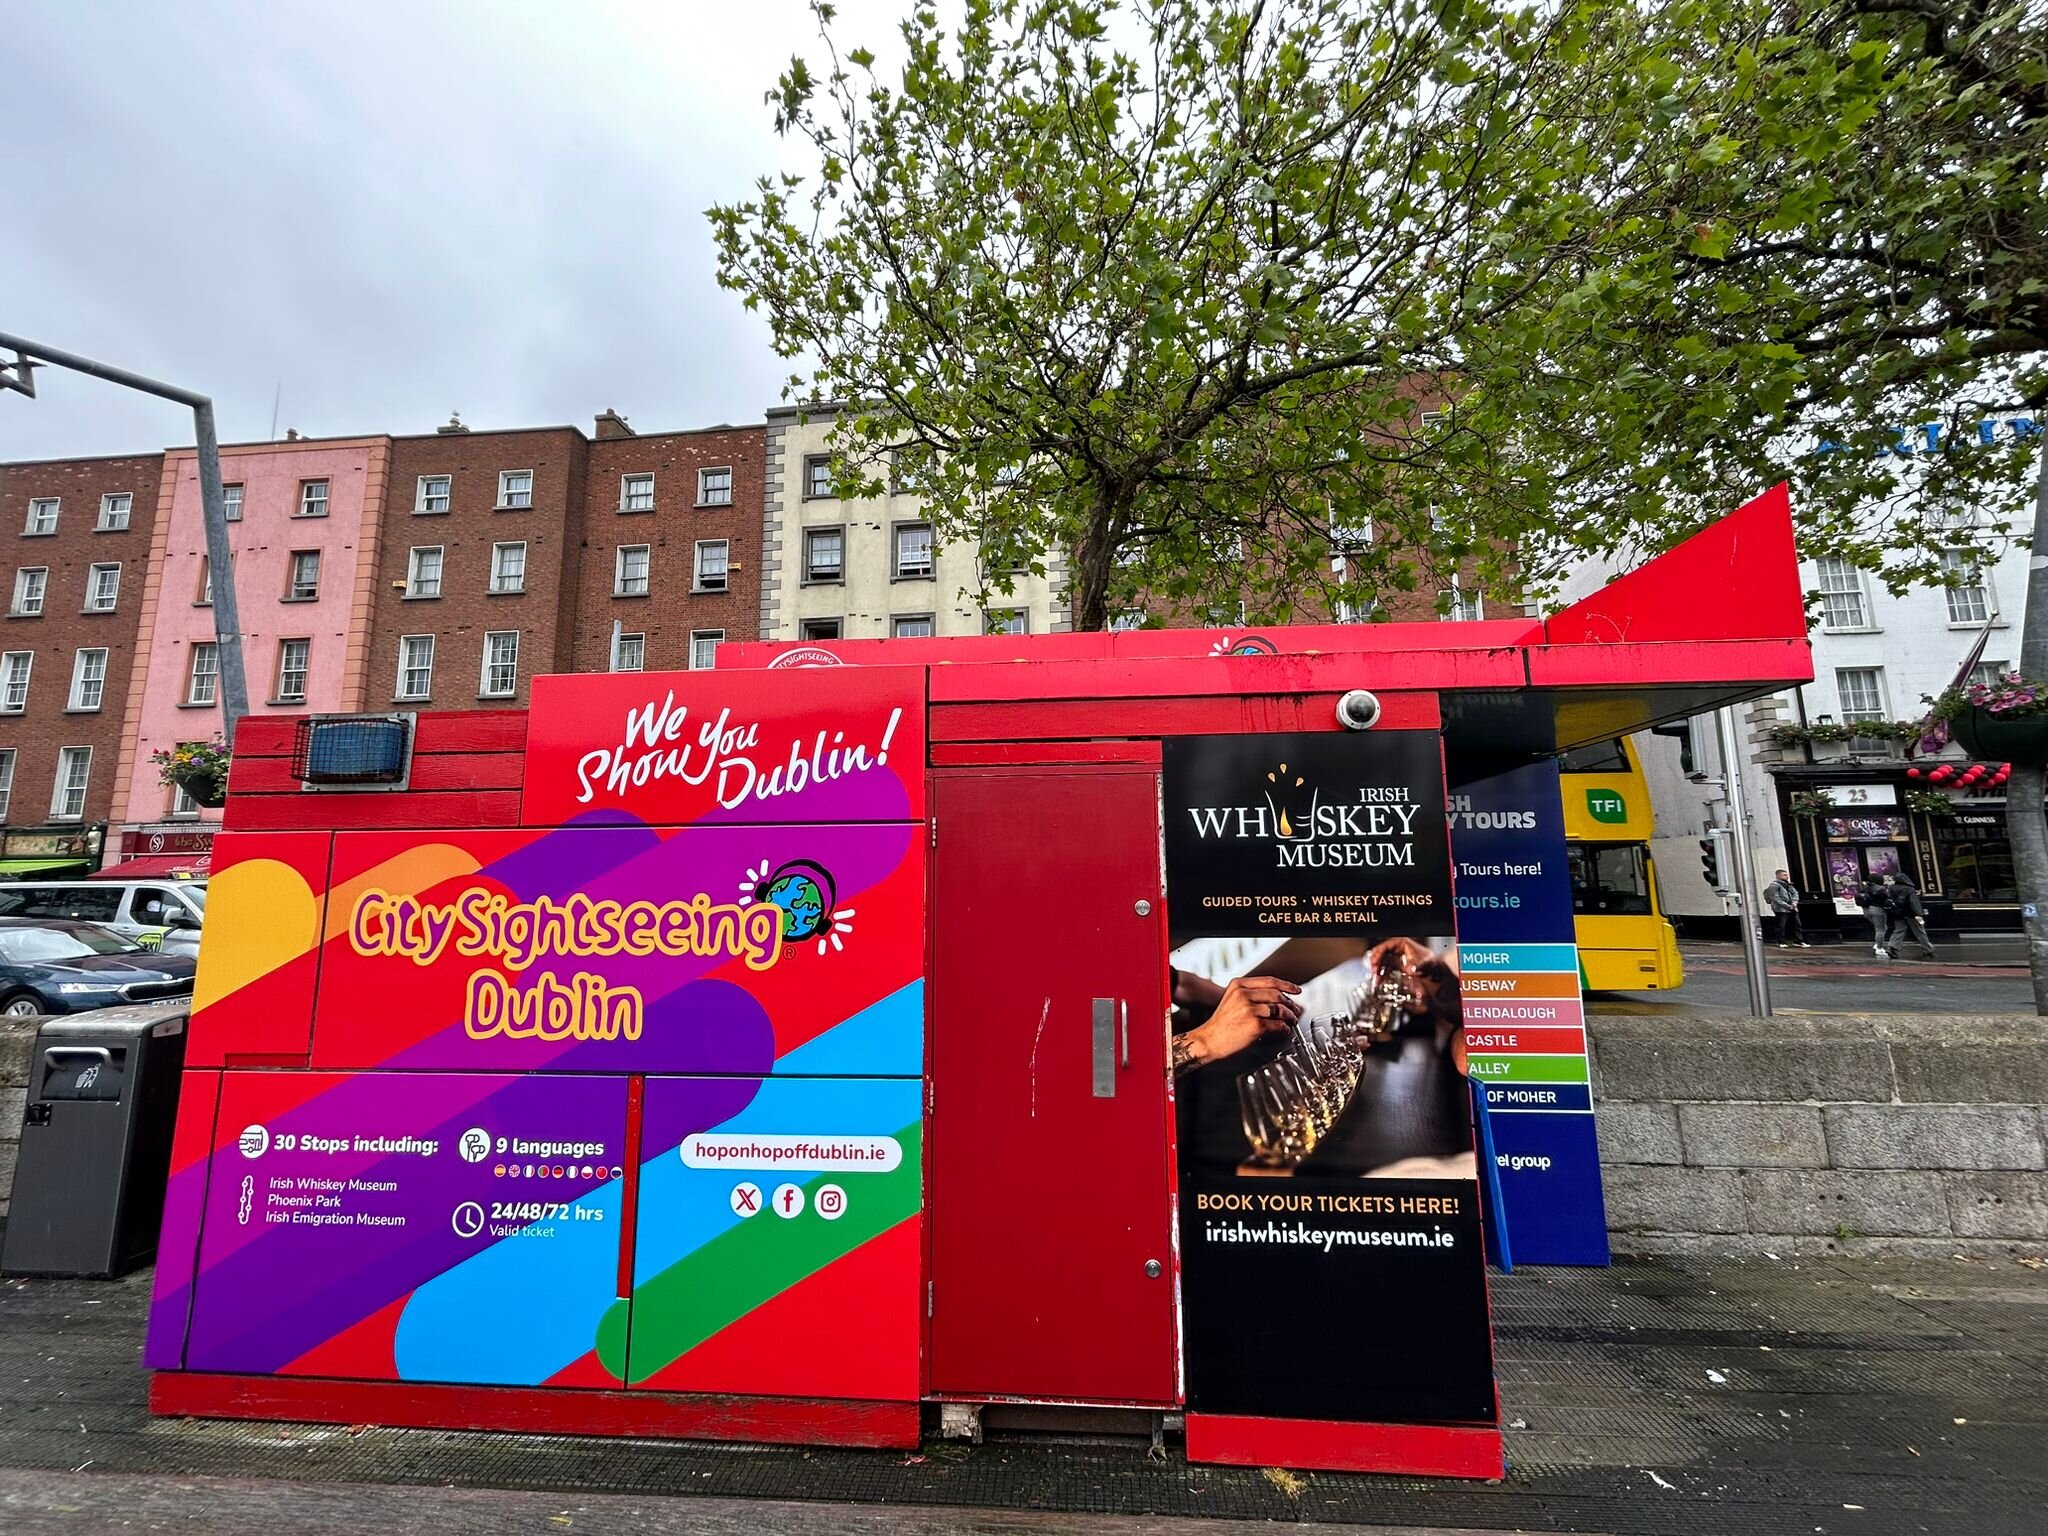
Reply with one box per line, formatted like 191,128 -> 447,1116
1482,1082 -> 1594,1113
1458,943 -> 1579,974
1459,1024 -> 1586,1056
1462,997 -> 1584,1029
1466,1054 -> 1590,1084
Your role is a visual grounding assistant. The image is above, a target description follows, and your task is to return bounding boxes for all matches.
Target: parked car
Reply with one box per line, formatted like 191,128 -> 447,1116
0,919 -> 198,1016
0,880 -> 205,955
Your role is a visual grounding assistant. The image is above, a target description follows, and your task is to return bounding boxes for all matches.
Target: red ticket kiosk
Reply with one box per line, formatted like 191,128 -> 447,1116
147,485 -> 1808,1476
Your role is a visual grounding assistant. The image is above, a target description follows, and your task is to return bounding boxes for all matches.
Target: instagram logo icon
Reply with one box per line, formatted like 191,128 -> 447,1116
816,1183 -> 847,1221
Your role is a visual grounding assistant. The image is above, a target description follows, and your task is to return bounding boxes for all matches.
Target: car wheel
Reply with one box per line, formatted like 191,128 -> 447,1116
1,992 -> 45,1017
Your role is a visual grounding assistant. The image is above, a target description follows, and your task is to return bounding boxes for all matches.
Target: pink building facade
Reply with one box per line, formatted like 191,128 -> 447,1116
112,437 -> 390,843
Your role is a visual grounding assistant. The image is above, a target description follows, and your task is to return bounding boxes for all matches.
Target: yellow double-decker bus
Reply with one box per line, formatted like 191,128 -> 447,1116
1558,738 -> 1685,991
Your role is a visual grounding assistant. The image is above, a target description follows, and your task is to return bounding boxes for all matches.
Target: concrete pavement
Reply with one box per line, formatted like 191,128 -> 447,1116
2,1249 -> 2044,1535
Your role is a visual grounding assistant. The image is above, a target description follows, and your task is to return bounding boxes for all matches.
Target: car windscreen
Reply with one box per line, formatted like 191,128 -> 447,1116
0,926 -> 144,963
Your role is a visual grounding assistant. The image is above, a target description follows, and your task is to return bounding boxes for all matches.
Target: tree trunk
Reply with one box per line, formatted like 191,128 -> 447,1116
1069,491 -> 1125,632
2011,435 -> 2048,1015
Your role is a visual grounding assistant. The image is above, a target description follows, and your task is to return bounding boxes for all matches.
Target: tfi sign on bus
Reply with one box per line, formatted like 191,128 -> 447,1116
1583,788 -> 1629,824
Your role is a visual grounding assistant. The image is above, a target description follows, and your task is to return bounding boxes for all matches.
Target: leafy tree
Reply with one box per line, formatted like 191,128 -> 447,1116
1448,0 -> 2048,1006
710,0 -> 1637,629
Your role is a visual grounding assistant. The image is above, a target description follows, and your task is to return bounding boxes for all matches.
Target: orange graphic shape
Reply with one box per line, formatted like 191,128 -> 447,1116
320,842 -> 487,946
192,858 -> 319,1013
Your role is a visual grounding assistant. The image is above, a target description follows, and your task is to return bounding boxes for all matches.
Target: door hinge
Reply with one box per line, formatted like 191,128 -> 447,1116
929,817 -> 937,848
927,1281 -> 935,1318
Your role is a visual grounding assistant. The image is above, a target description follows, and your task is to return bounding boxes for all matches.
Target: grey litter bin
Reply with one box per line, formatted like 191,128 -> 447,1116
1,1006 -> 189,1279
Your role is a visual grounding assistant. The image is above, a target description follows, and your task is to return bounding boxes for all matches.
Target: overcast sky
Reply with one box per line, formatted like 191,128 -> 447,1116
1,0 -> 903,460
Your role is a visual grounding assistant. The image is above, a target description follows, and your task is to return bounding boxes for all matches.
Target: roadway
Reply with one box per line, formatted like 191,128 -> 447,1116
1588,938 -> 2036,1014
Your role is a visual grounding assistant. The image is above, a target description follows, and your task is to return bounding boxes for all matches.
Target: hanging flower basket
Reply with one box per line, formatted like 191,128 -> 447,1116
170,764 -> 229,808
151,736 -> 232,808
1787,789 -> 1837,818
1951,706 -> 2048,764
1919,672 -> 2048,763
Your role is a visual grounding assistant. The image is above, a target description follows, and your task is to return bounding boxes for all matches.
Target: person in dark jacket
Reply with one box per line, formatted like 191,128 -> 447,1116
1885,874 -> 1935,959
1856,876 -> 1893,958
1763,870 -> 1807,947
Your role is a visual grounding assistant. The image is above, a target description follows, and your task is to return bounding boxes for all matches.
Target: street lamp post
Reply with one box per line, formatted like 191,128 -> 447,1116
0,332 -> 250,743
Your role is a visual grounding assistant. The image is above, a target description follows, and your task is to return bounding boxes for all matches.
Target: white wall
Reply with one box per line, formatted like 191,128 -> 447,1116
761,410 -> 1065,640
1551,505 -> 2030,920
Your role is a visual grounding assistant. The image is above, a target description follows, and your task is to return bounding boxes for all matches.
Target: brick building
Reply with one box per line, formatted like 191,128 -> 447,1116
571,413 -> 764,674
365,411 -> 765,706
0,451 -> 162,873
371,421 -> 588,710
111,436 -> 391,859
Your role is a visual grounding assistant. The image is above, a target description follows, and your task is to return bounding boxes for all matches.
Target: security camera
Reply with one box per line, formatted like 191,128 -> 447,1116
1335,690 -> 1382,731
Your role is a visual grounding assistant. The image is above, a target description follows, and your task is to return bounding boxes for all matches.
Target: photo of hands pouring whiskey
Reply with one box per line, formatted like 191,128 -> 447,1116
1170,934 -> 1474,1181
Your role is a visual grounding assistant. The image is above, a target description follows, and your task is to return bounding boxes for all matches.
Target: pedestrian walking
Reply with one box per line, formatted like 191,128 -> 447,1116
1885,873 -> 1936,959
1856,876 -> 1893,958
1763,870 -> 1808,947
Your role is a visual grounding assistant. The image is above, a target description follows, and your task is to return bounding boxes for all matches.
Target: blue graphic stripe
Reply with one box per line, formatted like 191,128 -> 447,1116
395,1181 -> 624,1385
1459,942 -> 1579,974
632,1076 -> 921,1287
775,980 -> 923,1077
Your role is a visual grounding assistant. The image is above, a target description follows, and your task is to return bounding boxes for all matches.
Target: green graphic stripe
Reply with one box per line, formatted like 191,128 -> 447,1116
1466,1054 -> 1591,1084
596,1121 -> 923,1381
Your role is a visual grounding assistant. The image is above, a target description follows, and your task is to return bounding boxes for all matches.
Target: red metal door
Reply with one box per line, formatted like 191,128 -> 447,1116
928,764 -> 1175,1403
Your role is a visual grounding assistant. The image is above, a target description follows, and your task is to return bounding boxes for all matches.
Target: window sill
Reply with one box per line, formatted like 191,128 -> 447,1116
1949,620 -> 2009,630
695,500 -> 733,510
293,513 -> 329,520
1819,625 -> 1883,635
177,700 -> 219,710
477,693 -> 519,702
394,696 -> 433,706
692,587 -> 730,596
194,602 -> 212,609
892,572 -> 935,583
495,503 -> 532,512
267,698 -> 307,708
280,595 -> 319,604
487,587 -> 526,597
80,608 -> 119,616
20,530 -> 55,538
617,506 -> 655,516
612,590 -> 650,600
63,707 -> 103,715
94,525 -> 130,534
5,612 -> 40,620
401,593 -> 441,601
413,508 -> 449,516
802,576 -> 845,588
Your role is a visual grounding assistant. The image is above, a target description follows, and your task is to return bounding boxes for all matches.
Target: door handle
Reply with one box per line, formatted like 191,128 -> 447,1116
1091,998 -> 1116,1098
1119,1000 -> 1129,1069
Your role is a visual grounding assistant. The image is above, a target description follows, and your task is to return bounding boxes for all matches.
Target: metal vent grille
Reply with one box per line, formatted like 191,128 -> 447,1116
290,714 -> 414,788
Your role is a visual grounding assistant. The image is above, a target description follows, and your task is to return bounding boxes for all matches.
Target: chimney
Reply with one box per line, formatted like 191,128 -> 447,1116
437,411 -> 470,435
284,428 -> 300,441
595,408 -> 636,440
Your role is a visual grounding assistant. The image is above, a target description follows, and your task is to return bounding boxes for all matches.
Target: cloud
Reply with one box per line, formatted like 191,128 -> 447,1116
0,0 -> 901,458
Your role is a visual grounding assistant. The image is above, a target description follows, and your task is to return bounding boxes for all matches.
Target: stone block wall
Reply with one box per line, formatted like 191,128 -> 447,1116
0,1019 -> 34,1222
1590,1014 -> 2048,1256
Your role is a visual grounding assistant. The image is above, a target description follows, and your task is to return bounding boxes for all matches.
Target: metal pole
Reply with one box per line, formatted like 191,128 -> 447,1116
0,330 -> 249,743
1715,705 -> 1773,1016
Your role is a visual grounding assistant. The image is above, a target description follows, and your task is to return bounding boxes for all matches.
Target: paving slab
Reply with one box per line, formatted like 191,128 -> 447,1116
0,1250 -> 2042,1536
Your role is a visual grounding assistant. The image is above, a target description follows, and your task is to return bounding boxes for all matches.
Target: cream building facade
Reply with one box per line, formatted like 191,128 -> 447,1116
760,405 -> 1066,641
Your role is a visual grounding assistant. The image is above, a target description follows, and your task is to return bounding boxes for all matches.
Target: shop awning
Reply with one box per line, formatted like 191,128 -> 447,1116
0,857 -> 94,875
89,854 -> 211,880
